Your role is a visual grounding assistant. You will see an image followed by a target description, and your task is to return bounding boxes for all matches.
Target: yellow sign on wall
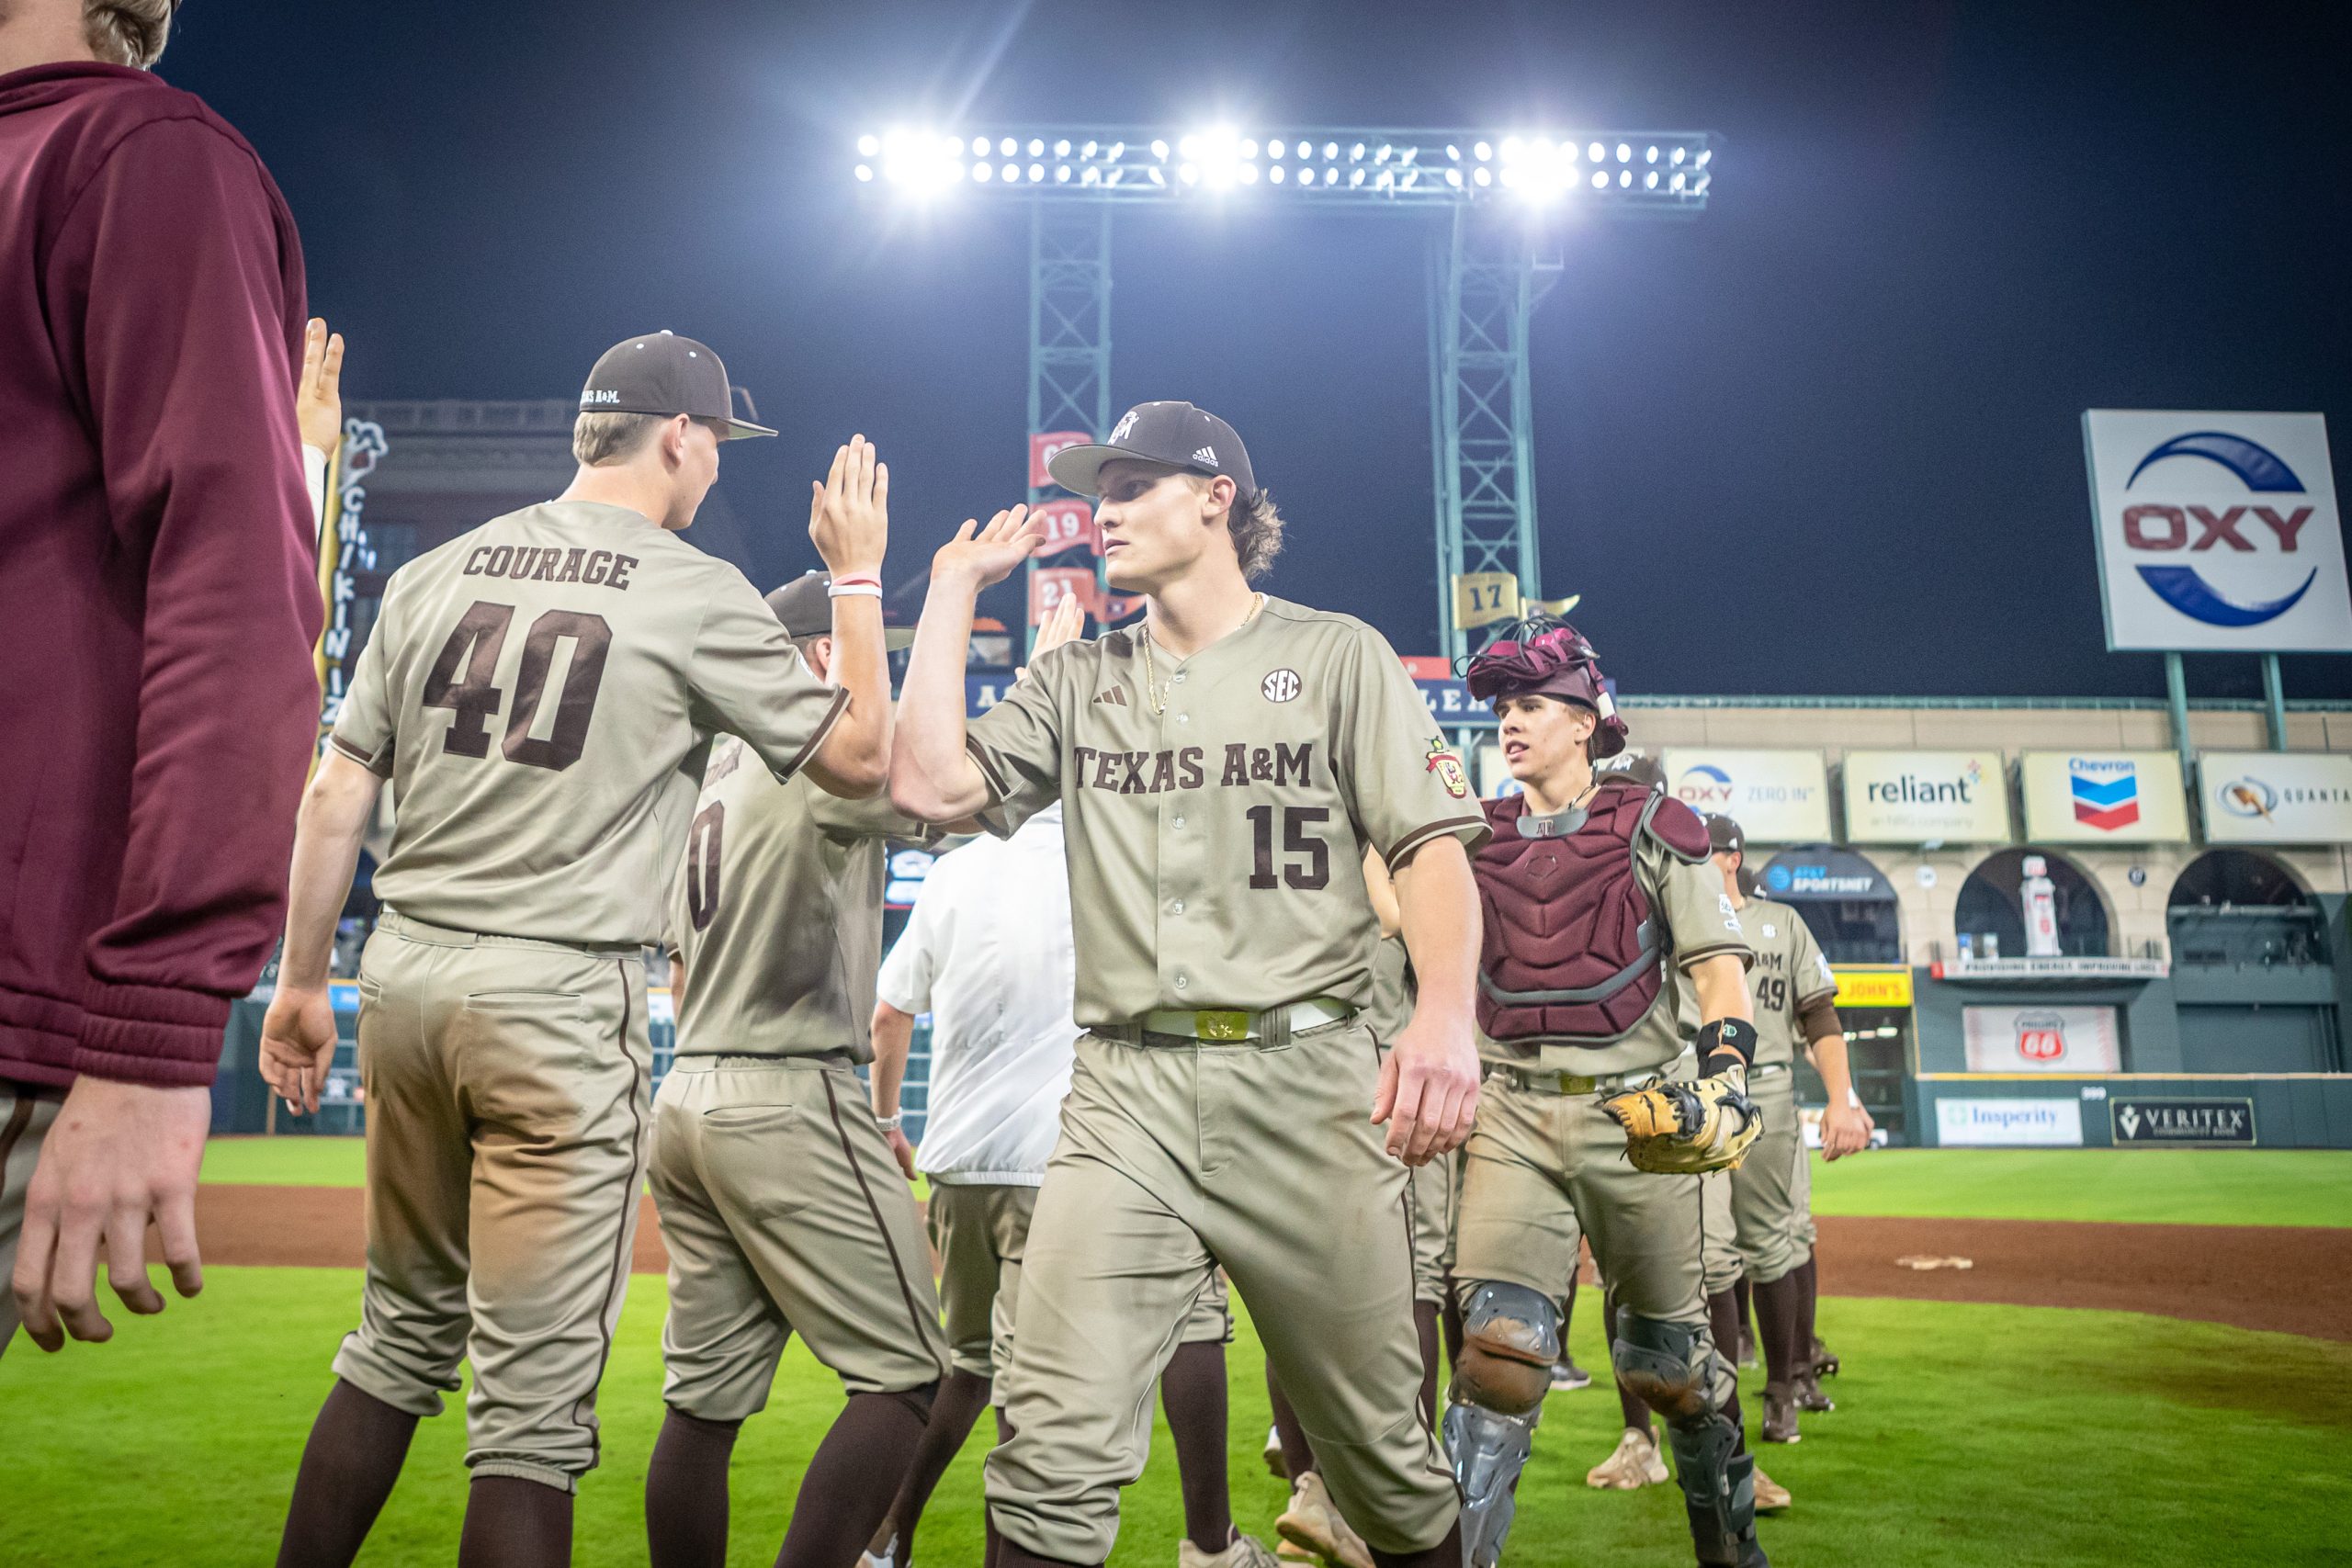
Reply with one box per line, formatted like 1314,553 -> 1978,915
1833,966 -> 1914,1010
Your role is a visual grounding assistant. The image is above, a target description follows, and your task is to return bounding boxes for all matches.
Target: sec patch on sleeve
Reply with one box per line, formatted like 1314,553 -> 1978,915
1425,739 -> 1470,799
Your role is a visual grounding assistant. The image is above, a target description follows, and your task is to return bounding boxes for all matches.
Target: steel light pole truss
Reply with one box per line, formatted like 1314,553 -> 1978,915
1430,211 -> 1563,660
856,124 -> 1716,658
1026,207 -> 1114,646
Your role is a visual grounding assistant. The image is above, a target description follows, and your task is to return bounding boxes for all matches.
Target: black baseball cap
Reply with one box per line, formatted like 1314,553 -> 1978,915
1046,400 -> 1256,501
580,331 -> 775,440
1707,815 -> 1746,857
765,571 -> 917,649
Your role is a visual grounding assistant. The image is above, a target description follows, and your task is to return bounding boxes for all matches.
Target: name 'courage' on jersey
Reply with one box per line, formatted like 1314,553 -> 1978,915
964,599 -> 1487,1026
330,501 -> 845,949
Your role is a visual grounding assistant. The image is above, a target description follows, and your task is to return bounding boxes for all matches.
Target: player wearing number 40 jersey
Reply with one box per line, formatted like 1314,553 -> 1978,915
892,400 -> 1487,1568
258,332 -> 896,1568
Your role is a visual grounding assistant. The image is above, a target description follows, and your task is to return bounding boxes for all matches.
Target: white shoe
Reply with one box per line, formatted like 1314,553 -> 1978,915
859,1539 -> 896,1568
1179,1531 -> 1283,1568
1586,1426 -> 1669,1490
1263,1422 -> 1287,1478
1274,1472 -> 1376,1568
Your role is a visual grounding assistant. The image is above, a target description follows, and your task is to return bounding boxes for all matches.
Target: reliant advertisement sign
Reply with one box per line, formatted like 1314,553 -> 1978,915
1661,750 -> 1833,843
2018,751 -> 2190,843
2199,751 -> 2352,844
1841,751 -> 2012,843
2083,410 -> 2352,652
1962,1004 -> 2123,1074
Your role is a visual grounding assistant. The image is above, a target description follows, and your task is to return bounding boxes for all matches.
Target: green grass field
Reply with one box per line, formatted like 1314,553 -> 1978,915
4,1269 -> 2346,1567
198,1136 -> 2352,1228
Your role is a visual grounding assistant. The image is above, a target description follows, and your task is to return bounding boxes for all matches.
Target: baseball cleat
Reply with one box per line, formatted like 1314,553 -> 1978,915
1263,1423 -> 1287,1480
1549,1355 -> 1593,1392
1179,1531 -> 1283,1568
1585,1426 -> 1669,1489
1274,1472 -> 1375,1568
1760,1388 -> 1801,1445
1811,1336 -> 1839,1378
1753,1467 -> 1792,1512
1795,1371 -> 1836,1414
859,1536 -> 896,1568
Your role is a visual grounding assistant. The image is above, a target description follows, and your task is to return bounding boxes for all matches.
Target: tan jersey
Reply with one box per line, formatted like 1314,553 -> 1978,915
669,735 -> 925,1063
964,598 -> 1486,1025
1732,897 -> 1838,1068
331,502 -> 845,947
1486,836 -> 1752,1078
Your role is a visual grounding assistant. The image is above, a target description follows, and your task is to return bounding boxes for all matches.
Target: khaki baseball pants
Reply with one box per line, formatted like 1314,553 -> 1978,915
985,1021 -> 1458,1562
331,909 -> 650,1492
928,1180 -> 1229,1398
1452,1074 -> 1733,1407
650,1055 -> 949,1419
1728,1073 -> 1805,1284
0,1079 -> 64,1359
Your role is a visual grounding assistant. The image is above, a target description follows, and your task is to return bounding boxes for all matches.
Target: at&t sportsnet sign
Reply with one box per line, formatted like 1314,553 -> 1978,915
2110,1098 -> 2256,1147
2083,411 -> 2352,652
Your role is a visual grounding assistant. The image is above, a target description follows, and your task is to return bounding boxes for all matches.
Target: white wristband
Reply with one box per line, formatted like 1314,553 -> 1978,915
828,582 -> 883,600
875,1112 -> 902,1132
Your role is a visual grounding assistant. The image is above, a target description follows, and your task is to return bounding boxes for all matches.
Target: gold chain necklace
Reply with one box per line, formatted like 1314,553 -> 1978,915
1138,593 -> 1265,716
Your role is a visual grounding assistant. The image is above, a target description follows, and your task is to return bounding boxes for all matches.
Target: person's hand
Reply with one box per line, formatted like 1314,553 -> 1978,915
296,318 -> 345,456
931,505 -> 1044,592
1820,1100 -> 1873,1161
809,434 -> 888,578
886,1128 -> 918,1182
1372,1010 -> 1481,1167
9,1077 -> 209,1351
258,983 -> 340,1117
1016,592 -> 1087,681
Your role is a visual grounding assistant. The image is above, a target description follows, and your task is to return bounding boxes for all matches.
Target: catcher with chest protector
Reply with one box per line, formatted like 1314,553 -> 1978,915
1444,619 -> 1770,1568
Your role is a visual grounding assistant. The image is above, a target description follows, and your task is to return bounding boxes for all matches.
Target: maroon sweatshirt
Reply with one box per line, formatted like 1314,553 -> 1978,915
0,62 -> 318,1090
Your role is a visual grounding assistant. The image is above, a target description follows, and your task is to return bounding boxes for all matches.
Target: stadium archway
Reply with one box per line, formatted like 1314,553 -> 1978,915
1954,848 -> 2112,959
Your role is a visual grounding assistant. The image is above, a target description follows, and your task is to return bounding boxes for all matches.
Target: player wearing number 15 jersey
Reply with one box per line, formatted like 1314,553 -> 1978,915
891,401 -> 1487,1568
258,333 -> 895,1568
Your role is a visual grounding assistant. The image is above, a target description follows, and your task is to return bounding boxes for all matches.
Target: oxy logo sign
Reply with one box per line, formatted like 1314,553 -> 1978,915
2085,411 -> 2352,652
2068,757 -> 2139,831
1676,764 -> 1734,810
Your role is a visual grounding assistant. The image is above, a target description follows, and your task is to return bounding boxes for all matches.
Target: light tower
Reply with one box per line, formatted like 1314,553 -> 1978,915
853,125 -> 1718,660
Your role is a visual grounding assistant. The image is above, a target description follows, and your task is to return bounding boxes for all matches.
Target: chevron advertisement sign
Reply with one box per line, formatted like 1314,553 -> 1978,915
2019,751 -> 2189,843
2070,759 -> 2141,830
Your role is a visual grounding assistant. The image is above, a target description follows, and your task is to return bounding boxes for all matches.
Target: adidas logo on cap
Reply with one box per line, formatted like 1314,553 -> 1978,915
1192,446 -> 1217,465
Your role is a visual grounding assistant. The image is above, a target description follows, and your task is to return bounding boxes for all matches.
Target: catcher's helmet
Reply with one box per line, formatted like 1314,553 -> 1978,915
1464,617 -> 1630,758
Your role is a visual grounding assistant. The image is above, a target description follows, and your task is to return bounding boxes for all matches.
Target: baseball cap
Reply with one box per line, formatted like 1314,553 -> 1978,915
765,571 -> 917,649
1707,815 -> 1746,857
580,331 -> 775,440
1046,400 -> 1256,501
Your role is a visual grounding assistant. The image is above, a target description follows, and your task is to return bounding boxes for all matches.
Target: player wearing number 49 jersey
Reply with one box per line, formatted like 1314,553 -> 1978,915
892,401 -> 1487,1568
258,333 -> 897,1568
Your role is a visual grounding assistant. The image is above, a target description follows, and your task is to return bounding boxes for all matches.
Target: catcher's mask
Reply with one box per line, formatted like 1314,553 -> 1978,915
1464,617 -> 1630,760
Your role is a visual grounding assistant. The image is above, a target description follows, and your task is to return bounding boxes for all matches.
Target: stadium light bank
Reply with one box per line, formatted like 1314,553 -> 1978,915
851,124 -> 1715,212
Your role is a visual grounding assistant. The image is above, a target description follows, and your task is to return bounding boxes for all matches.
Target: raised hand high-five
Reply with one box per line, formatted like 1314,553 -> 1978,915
931,505 -> 1046,592
295,318 -> 345,457
808,434 -> 888,579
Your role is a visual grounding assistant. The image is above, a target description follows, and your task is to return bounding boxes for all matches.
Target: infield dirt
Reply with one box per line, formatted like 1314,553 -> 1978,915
175,1184 -> 2352,1342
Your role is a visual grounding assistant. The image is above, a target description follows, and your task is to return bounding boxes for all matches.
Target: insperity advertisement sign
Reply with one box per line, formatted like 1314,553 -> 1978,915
2083,411 -> 2352,652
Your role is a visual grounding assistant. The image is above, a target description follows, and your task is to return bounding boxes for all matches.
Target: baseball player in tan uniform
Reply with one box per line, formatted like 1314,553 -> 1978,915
257,333 -> 893,1568
889,401 -> 1486,1568
640,569 -> 950,1568
1443,621 -> 1772,1568
1702,816 -> 1872,1444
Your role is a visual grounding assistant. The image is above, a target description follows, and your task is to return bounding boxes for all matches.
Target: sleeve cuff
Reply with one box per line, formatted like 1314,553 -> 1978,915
1385,814 -> 1489,867
72,980 -> 232,1088
963,735 -> 1012,804
328,733 -> 392,777
772,686 -> 853,780
1676,942 -> 1752,972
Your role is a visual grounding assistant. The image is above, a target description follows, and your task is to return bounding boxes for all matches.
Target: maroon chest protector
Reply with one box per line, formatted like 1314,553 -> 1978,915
1473,782 -> 1712,1047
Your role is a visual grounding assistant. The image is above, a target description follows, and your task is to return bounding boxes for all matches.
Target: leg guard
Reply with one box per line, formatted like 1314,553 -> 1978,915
1452,1280 -> 1561,1416
1445,1281 -> 1562,1568
1611,1314 -> 1764,1567
1442,1397 -> 1536,1568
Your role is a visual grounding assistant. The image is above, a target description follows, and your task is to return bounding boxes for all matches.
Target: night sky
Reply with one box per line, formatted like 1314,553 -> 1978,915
160,0 -> 2351,700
